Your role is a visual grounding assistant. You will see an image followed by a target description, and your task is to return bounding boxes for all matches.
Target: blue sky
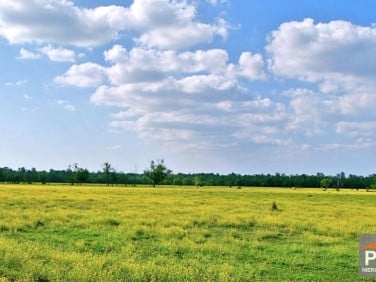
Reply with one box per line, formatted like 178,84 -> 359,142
1,0 -> 376,175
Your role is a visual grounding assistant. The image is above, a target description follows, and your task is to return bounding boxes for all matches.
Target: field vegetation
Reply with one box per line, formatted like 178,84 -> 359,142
0,184 -> 375,281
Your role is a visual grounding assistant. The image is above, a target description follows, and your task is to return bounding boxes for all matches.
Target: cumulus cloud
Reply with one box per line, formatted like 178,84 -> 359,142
14,5 -> 371,152
267,18 -> 376,81
128,0 -> 229,49
0,0 -> 229,49
55,63 -> 106,88
17,48 -> 40,60
267,18 -> 376,146
39,45 -> 76,62
104,45 -> 128,63
0,0 -> 129,47
104,48 -> 230,86
82,44 -> 280,148
228,52 -> 266,80
60,45 -> 265,90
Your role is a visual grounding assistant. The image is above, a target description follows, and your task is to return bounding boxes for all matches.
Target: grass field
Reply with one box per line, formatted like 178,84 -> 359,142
0,184 -> 375,281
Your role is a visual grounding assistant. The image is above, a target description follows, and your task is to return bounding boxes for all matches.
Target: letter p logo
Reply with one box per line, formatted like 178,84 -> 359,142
365,251 -> 376,266
360,235 -> 376,277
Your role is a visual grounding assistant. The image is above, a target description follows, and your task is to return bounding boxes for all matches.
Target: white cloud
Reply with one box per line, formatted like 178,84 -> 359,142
319,141 -> 376,151
47,14 -> 376,153
4,79 -> 28,86
0,0 -> 129,47
336,121 -> 376,139
178,74 -> 238,93
216,100 -> 233,112
54,99 -> 76,112
135,19 -> 228,49
104,47 -> 230,85
39,45 -> 76,62
207,0 -> 229,5
232,52 -> 266,80
64,104 -> 76,112
284,88 -> 334,136
17,48 -> 40,60
55,62 -> 106,88
267,18 -> 376,81
338,90 -> 376,116
0,0 -> 229,49
104,45 -> 128,63
128,0 -> 229,49
267,18 -> 376,143
56,43 -> 277,149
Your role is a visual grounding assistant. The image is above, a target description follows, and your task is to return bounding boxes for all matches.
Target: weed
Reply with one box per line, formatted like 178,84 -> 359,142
271,201 -> 279,211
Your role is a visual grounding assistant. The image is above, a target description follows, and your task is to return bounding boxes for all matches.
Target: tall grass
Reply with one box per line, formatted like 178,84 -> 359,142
0,184 -> 374,281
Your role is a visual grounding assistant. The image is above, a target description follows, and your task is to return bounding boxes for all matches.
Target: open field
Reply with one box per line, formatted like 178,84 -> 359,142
0,184 -> 375,281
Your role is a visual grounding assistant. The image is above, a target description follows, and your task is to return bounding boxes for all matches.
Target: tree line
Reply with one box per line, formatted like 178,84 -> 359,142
0,162 -> 375,189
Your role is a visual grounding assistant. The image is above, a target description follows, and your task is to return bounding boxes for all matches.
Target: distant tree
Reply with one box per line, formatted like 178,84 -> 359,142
26,168 -> 38,184
76,168 -> 89,185
194,176 -> 202,187
117,172 -> 128,186
144,160 -> 171,187
0,168 -> 4,183
370,175 -> 376,190
17,167 -> 26,183
172,174 -> 183,185
320,178 -> 332,191
38,171 -> 48,184
67,164 -> 77,185
336,172 -> 345,190
103,162 -> 113,186
66,164 -> 89,185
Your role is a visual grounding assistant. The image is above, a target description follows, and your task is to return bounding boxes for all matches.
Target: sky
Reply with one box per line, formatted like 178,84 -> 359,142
1,0 -> 376,175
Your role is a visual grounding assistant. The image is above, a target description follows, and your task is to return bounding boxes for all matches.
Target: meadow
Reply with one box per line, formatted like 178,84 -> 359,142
0,184 -> 375,281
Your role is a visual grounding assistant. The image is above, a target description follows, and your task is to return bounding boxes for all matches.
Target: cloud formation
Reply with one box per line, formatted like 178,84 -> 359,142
267,18 -> 376,149
55,63 -> 106,88
50,13 -> 376,153
0,0 -> 228,49
58,46 -> 271,149
18,48 -> 40,60
39,45 -> 76,62
3,0 -> 376,158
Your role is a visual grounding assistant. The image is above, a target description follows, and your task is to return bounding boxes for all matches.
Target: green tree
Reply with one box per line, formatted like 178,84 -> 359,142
38,171 -> 48,184
76,168 -> 89,185
370,175 -> 376,190
144,160 -> 171,187
67,164 -> 78,185
0,168 -> 4,183
103,162 -> 113,186
194,176 -> 202,187
320,178 -> 332,191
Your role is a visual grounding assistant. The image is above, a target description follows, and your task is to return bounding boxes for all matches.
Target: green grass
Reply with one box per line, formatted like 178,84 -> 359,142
0,184 -> 375,281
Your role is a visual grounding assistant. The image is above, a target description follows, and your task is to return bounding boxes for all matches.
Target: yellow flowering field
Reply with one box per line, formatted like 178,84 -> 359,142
0,184 -> 374,281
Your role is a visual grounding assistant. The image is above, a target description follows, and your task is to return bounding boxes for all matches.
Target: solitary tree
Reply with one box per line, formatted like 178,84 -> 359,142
144,160 -> 171,187
194,176 -> 202,187
103,162 -> 113,186
320,178 -> 332,191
